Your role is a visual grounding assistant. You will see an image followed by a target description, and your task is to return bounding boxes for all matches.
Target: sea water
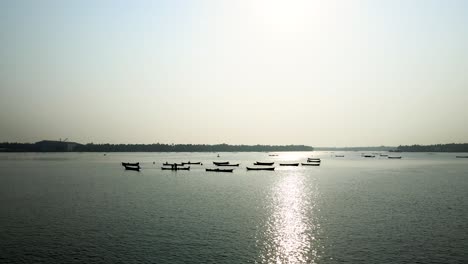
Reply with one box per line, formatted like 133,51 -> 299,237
1,152 -> 467,263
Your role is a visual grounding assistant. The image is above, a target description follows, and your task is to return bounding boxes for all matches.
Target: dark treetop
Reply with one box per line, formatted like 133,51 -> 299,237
396,143 -> 468,152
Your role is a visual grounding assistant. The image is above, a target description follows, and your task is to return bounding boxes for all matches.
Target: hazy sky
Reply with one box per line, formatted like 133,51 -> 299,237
1,0 -> 467,146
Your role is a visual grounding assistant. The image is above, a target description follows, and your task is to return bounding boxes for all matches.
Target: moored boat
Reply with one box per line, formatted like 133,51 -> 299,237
182,162 -> 202,165
388,156 -> 402,159
215,163 -> 240,167
122,162 -> 139,167
301,163 -> 320,166
206,168 -> 234,172
163,162 -> 184,166
307,158 -> 321,162
254,162 -> 274,166
363,155 -> 375,158
279,163 -> 299,166
213,161 -> 229,165
335,155 -> 344,157
247,167 -> 275,171
456,155 -> 468,158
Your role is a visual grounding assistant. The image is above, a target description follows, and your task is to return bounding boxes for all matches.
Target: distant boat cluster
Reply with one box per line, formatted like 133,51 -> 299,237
120,156 -> 322,172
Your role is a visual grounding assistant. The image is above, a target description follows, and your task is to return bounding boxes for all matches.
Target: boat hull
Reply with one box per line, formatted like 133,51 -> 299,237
206,168 -> 233,172
247,167 -> 275,171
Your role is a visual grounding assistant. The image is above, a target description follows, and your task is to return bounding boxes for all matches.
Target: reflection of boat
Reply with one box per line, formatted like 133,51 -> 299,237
215,163 -> 239,167
122,162 -> 139,167
182,162 -> 202,165
213,161 -> 229,165
301,163 -> 320,166
161,166 -> 190,171
254,162 -> 274,166
279,163 -> 299,166
388,156 -> 402,159
247,167 -> 275,171
456,156 -> 468,158
206,168 -> 234,172
124,165 -> 140,171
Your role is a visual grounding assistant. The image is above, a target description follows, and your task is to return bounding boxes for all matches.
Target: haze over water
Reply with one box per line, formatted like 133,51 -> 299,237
1,152 -> 467,263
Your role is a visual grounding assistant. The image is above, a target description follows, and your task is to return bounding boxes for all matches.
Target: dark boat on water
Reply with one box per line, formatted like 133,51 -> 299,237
161,166 -> 190,171
307,158 -> 321,162
163,162 -> 184,166
279,163 -> 299,166
247,167 -> 275,171
182,162 -> 202,165
363,155 -> 375,158
122,162 -> 139,167
335,155 -> 344,157
380,154 -> 388,157
124,165 -> 140,171
302,163 -> 320,166
388,156 -> 402,159
213,161 -> 229,165
206,168 -> 234,172
215,163 -> 240,167
254,162 -> 274,166
456,156 -> 468,158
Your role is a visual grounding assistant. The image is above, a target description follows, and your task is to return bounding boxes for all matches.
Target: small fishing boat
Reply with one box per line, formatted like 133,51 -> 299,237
161,166 -> 190,171
206,168 -> 234,172
269,154 -> 278,156
246,167 -> 275,171
122,162 -> 139,167
279,163 -> 299,166
456,156 -> 468,158
123,165 -> 140,171
163,162 -> 184,166
213,161 -> 229,165
254,162 -> 274,166
388,156 -> 402,159
380,154 -> 388,157
363,155 -> 375,158
215,163 -> 240,167
307,158 -> 321,162
301,163 -> 320,166
182,162 -> 202,165
335,155 -> 344,157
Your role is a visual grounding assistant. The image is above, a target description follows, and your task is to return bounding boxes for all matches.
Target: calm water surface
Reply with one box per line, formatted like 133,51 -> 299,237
1,152 -> 467,263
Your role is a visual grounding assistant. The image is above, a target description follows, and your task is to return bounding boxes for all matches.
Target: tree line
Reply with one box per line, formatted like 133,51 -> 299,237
0,142 -> 314,152
397,143 -> 468,152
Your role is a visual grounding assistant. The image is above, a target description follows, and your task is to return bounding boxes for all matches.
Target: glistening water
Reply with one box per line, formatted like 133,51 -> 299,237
1,152 -> 467,263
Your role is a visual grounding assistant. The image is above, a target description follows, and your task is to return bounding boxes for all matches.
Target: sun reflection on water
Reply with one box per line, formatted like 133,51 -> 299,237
256,172 -> 320,263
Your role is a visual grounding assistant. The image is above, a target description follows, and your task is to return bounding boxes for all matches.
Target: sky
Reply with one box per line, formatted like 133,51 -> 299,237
1,0 -> 467,146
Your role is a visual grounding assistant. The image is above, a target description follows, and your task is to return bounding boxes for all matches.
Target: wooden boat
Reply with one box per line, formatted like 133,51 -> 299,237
122,162 -> 139,167
182,162 -> 202,165
301,163 -> 320,166
279,163 -> 299,166
456,156 -> 468,158
213,161 -> 229,165
163,162 -> 184,166
215,163 -> 240,167
307,158 -> 321,162
363,155 -> 375,158
161,166 -> 190,171
269,154 -> 278,156
206,168 -> 234,172
335,155 -> 345,157
124,165 -> 140,171
247,167 -> 275,171
254,162 -> 274,166
380,154 -> 388,157
388,156 -> 402,159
